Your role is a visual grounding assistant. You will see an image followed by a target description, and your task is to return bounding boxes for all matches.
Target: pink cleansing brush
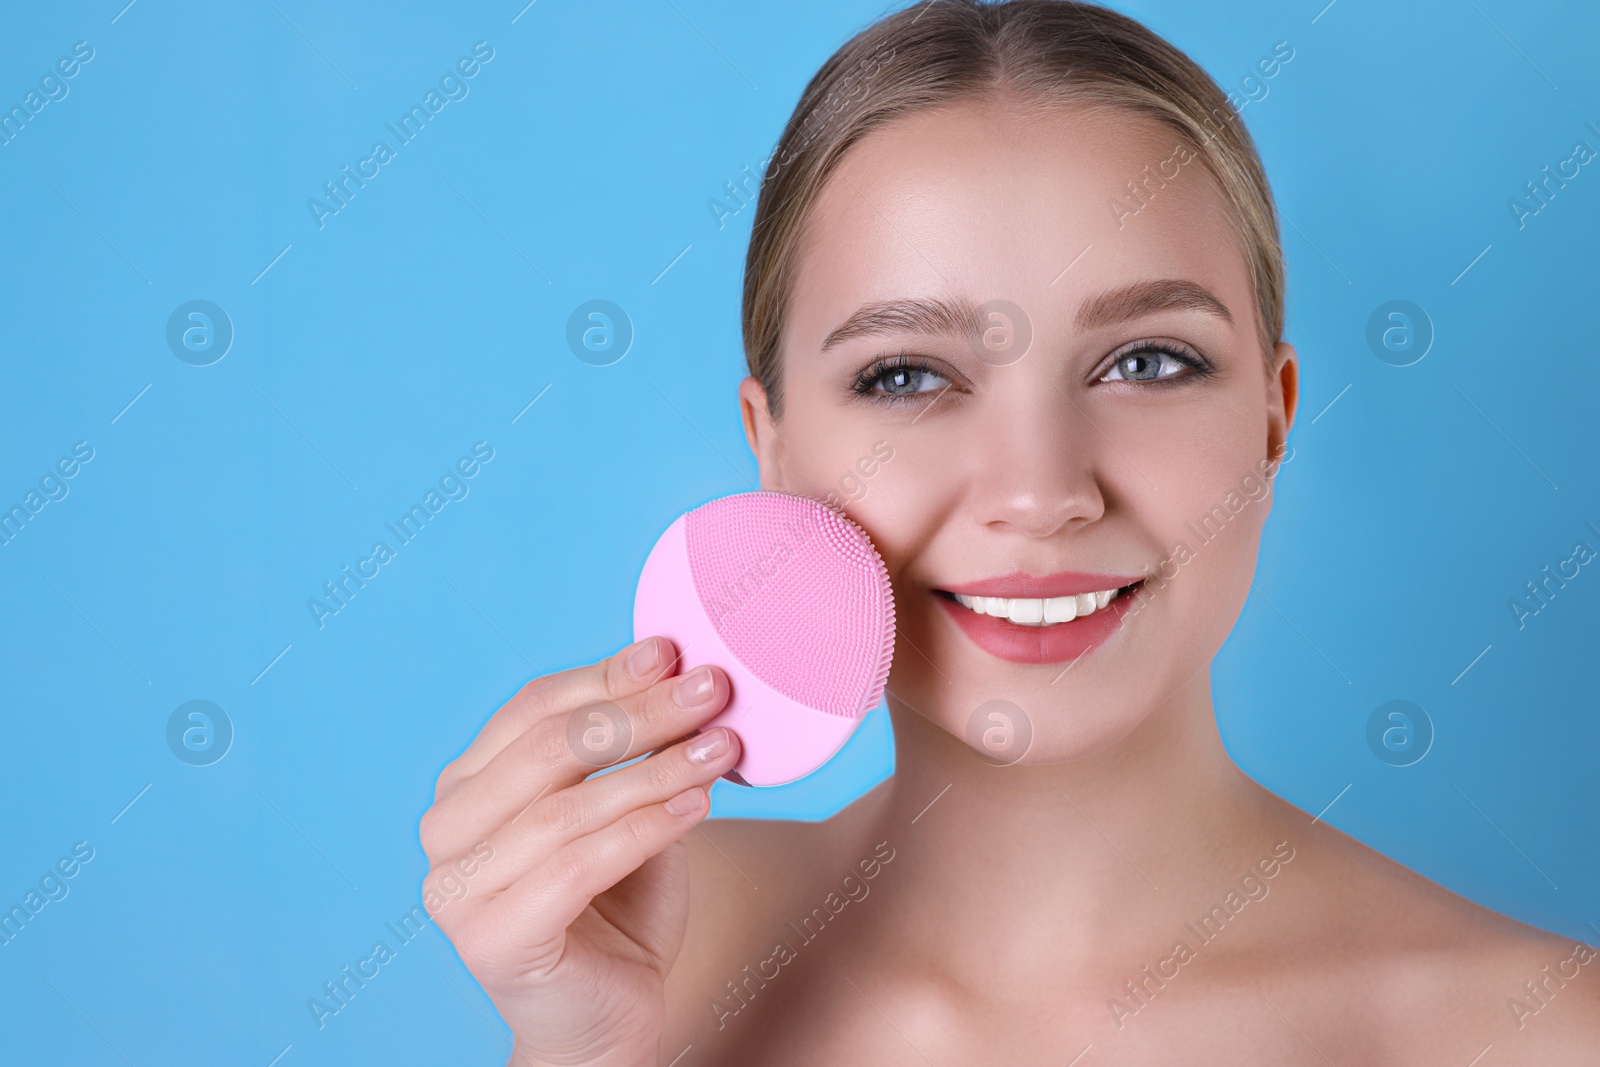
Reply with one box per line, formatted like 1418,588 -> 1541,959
632,490 -> 895,787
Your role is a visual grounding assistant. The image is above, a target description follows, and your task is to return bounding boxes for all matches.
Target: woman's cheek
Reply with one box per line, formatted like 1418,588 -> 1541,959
1154,446 -> 1273,642
787,410 -> 919,516
808,444 -> 933,590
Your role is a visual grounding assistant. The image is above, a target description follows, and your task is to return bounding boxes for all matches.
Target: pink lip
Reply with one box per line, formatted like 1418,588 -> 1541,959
937,570 -> 1144,599
935,581 -> 1145,665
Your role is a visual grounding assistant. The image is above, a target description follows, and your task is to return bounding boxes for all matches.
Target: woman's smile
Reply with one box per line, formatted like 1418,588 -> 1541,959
932,576 -> 1147,664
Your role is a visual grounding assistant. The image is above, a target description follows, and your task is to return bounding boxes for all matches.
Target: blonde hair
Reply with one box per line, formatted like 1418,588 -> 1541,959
742,0 -> 1284,416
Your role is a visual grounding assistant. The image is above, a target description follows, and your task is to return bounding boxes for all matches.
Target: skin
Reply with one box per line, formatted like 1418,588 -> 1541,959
420,95 -> 1600,1067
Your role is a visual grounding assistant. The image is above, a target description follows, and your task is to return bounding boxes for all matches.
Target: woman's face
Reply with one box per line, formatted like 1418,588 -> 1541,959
740,97 -> 1297,762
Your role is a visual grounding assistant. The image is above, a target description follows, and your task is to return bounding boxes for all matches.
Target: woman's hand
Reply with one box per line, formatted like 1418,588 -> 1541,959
419,637 -> 741,1067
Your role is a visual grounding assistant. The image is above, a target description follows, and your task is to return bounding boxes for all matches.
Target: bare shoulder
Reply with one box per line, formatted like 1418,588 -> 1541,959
1250,804 -> 1600,1063
659,780 -> 892,1061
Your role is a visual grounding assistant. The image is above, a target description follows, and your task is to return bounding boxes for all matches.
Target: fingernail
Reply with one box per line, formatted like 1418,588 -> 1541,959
628,639 -> 661,679
673,666 -> 714,707
686,727 -> 730,763
665,786 -> 704,816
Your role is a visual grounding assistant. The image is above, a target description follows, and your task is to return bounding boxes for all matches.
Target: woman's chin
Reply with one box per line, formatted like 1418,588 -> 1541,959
886,680 -> 1162,768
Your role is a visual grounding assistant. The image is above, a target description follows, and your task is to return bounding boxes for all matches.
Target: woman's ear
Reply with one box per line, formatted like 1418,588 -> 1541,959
738,375 -> 786,491
1267,341 -> 1298,467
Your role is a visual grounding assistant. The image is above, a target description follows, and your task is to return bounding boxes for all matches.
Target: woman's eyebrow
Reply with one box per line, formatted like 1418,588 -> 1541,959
819,279 -> 1232,352
1076,279 -> 1233,330
820,296 -> 981,351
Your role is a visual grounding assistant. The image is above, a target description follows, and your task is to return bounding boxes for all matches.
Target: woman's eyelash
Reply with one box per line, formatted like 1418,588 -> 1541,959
848,342 -> 1214,403
1098,343 -> 1216,384
850,353 -> 952,402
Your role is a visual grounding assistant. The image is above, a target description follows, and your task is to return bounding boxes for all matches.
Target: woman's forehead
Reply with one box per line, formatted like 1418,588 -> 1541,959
788,98 -> 1253,352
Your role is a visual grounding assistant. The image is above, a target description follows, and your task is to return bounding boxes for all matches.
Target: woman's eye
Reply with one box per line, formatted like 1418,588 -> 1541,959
1100,348 -> 1192,383
869,364 -> 949,397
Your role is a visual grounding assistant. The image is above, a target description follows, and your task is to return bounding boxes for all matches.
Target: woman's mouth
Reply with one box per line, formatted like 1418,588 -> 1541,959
948,586 -> 1124,626
932,576 -> 1146,665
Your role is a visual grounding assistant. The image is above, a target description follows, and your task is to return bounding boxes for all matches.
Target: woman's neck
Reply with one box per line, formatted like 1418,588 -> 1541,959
843,670 -> 1293,998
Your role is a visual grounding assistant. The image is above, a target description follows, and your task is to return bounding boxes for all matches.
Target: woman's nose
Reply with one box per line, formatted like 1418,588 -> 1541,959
965,396 -> 1108,539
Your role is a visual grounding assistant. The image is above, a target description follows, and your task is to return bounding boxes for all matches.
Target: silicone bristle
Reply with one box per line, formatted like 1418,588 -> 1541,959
824,508 -> 896,719
684,491 -> 895,720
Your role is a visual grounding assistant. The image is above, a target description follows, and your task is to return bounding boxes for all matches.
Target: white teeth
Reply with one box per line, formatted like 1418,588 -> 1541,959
951,586 -> 1127,627
1043,595 -> 1078,624
1007,599 -> 1044,625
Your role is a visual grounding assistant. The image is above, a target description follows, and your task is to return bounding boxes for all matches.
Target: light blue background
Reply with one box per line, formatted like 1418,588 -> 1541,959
2,0 -> 1596,1062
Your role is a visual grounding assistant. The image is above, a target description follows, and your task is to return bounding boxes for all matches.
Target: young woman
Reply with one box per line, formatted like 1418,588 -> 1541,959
419,2 -> 1600,1063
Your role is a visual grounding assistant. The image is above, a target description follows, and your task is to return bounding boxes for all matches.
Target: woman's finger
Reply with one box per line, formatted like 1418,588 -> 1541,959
434,727 -> 741,900
434,636 -> 686,802
421,663 -> 729,861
